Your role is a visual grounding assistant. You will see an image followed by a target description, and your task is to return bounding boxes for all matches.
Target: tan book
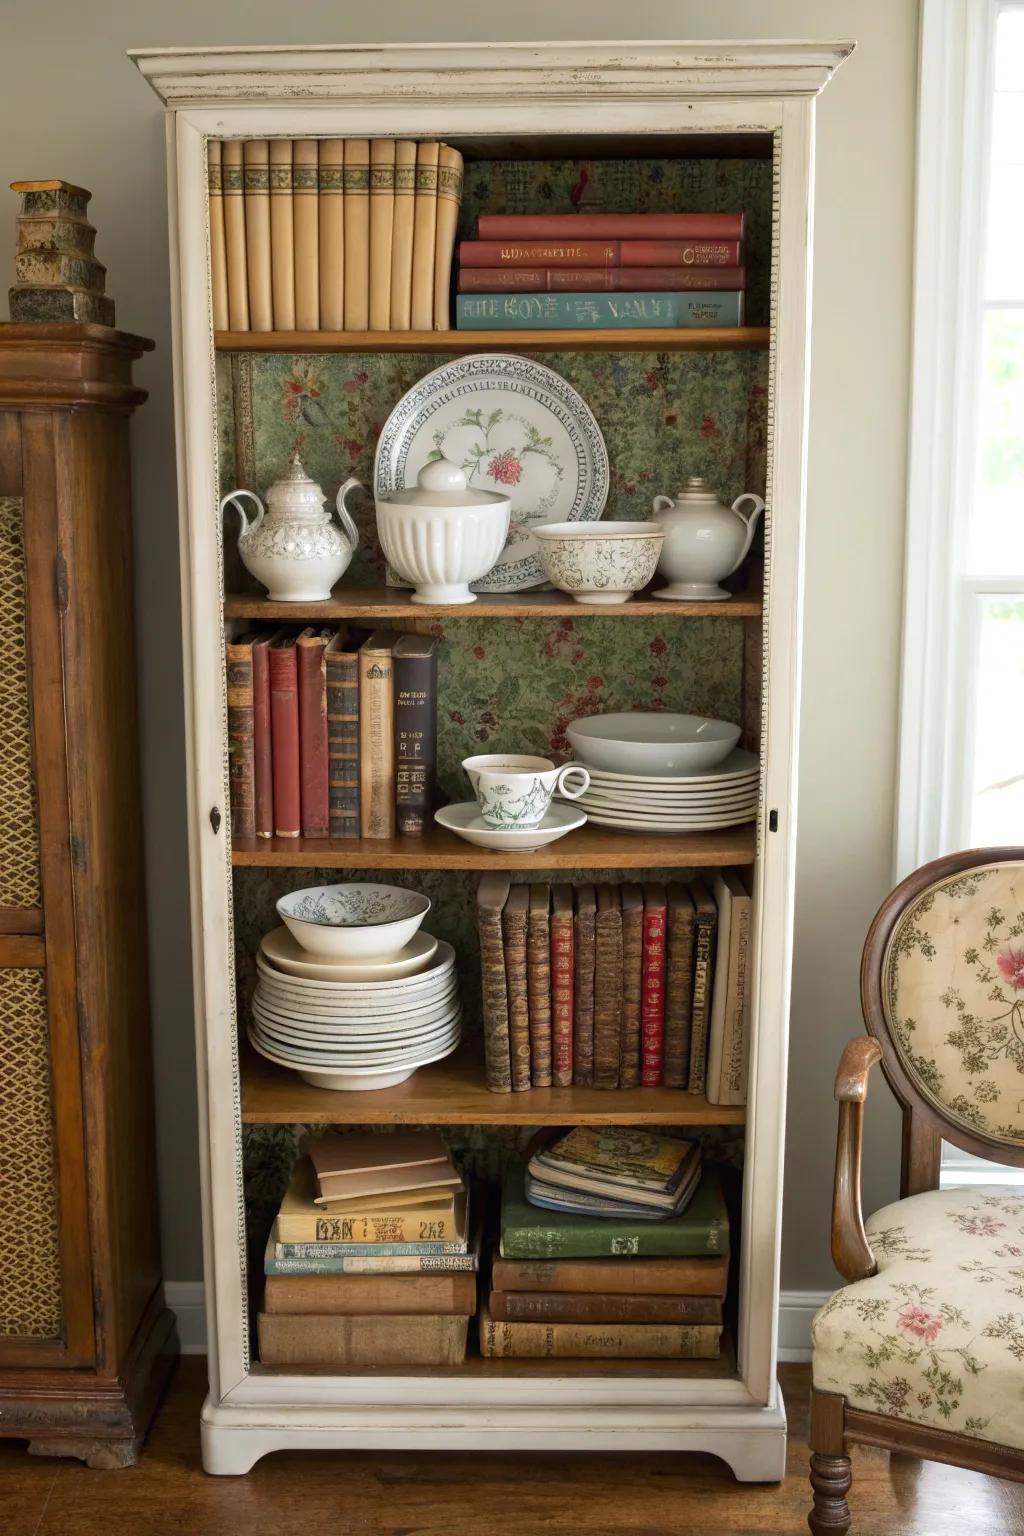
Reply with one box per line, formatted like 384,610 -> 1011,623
410,141 -> 439,330
502,883 -> 531,1091
317,139 -> 345,329
368,139 -> 396,331
706,872 -> 734,1103
550,882 -> 574,1088
315,1159 -> 462,1204
664,882 -> 697,1088
292,139 -> 319,330
243,141 -> 272,331
268,139 -> 295,330
477,872 -> 513,1092
707,870 -> 752,1106
277,1157 -> 465,1243
479,1305 -> 721,1360
263,1270 -> 477,1316
686,879 -> 718,1095
308,1129 -> 451,1184
207,140 -> 228,331
258,1312 -> 469,1367
593,885 -> 623,1089
221,140 -> 249,330
619,882 -> 644,1089
389,140 -> 417,330
526,882 -> 552,1088
488,1290 -> 722,1326
343,138 -> 370,331
358,631 -> 395,838
573,883 -> 597,1085
317,1184 -> 459,1214
490,1252 -> 729,1298
433,143 -> 464,330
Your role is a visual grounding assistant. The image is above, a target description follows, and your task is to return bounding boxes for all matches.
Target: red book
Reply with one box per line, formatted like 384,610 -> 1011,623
477,213 -> 745,241
460,239 -> 741,269
251,629 -> 278,839
458,265 -> 744,294
269,632 -> 300,839
641,883 -> 668,1087
296,627 -> 330,838
550,883 -> 574,1088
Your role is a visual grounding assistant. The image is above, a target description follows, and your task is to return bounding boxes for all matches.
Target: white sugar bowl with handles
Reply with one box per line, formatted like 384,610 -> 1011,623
651,476 -> 766,602
220,455 -> 361,602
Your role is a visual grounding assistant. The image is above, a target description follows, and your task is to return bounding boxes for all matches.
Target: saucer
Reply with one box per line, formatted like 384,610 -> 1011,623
435,801 -> 586,851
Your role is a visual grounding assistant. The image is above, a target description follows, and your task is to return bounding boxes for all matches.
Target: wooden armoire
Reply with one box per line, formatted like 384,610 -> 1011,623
0,323 -> 176,1467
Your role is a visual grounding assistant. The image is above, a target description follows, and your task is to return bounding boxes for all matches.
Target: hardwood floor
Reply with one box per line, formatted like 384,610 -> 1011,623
2,1360 -> 1023,1535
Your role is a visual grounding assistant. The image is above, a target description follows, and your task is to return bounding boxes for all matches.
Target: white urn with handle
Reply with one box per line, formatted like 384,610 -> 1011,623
651,476 -> 766,601
220,456 -> 361,601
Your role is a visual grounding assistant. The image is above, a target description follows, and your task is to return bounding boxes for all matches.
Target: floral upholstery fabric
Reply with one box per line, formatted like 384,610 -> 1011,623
883,861 -> 1024,1143
812,1187 -> 1024,1448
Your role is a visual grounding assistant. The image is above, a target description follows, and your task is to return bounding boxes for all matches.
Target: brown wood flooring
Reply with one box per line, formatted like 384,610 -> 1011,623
3,1360 -> 1023,1535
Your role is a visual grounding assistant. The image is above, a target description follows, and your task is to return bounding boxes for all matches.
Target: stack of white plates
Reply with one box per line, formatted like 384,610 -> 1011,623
249,932 -> 461,1091
562,748 -> 759,832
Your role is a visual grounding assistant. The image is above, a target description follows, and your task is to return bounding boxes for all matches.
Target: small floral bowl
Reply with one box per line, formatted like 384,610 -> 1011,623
277,882 -> 431,961
532,521 -> 664,605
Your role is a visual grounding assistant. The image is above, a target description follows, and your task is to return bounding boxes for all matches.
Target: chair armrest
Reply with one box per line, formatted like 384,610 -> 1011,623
831,1035 -> 883,1283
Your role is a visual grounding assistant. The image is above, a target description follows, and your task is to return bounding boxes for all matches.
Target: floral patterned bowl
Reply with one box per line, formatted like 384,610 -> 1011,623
276,882 -> 431,961
532,521 -> 664,605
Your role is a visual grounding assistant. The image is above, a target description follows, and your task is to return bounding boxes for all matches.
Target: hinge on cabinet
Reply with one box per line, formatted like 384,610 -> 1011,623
55,550 -> 69,614
768,809 -> 779,832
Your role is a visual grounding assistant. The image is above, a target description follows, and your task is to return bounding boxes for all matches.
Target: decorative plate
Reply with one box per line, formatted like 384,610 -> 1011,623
374,354 -> 609,593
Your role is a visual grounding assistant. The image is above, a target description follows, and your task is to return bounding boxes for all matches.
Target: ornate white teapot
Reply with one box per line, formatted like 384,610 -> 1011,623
220,456 -> 361,601
651,476 -> 766,602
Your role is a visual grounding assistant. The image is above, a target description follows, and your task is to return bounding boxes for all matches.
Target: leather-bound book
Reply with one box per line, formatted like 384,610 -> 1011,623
572,883 -> 597,1085
433,143 -> 463,330
221,139 -> 249,330
476,212 -> 745,241
368,139 -> 396,331
389,140 -> 417,330
225,631 -> 255,837
264,1270 -> 477,1316
618,882 -> 644,1088
476,872 -> 512,1093
487,1290 -> 723,1326
707,870 -> 752,1107
269,139 -> 295,330
296,627 -> 330,838
343,138 -> 370,331
502,883 -> 531,1091
458,261 -> 745,293
490,1251 -> 729,1298
410,141 -> 439,330
317,139 -> 345,330
686,878 -> 719,1094
292,139 -> 319,330
324,630 -> 359,838
243,140 -> 272,332
393,634 -> 438,836
269,631 -> 300,837
593,885 -> 623,1089
480,1307 -> 720,1360
550,883 -> 574,1087
526,883 -> 552,1088
641,882 -> 668,1087
207,139 -> 228,331
251,628 -> 279,839
258,1312 -> 468,1368
663,882 -> 696,1087
357,631 -> 394,838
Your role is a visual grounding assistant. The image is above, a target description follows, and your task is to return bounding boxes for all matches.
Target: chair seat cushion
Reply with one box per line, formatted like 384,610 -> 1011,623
812,1185 -> 1024,1448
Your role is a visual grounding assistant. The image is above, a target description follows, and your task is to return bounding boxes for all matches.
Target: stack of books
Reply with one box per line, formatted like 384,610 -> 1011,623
455,212 -> 746,331
258,1133 -> 478,1368
476,873 -> 751,1102
208,138 -> 464,333
481,1129 -> 728,1360
225,627 -> 438,840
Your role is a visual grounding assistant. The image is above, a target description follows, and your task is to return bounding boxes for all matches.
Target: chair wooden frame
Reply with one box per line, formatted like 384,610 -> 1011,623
808,847 -> 1024,1535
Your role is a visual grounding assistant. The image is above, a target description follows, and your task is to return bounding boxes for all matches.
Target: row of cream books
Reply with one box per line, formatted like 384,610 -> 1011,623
475,871 -> 751,1103
208,139 -> 464,333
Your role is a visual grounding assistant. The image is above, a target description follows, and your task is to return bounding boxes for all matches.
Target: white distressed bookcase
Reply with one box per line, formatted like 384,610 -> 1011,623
133,40 -> 849,1478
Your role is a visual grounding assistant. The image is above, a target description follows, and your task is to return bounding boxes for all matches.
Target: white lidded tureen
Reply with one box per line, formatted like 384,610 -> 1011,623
374,456 -> 512,605
651,476 -> 766,601
220,456 -> 361,601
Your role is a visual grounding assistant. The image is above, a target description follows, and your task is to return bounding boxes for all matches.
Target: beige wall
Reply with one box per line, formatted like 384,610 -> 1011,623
0,0 -> 916,1289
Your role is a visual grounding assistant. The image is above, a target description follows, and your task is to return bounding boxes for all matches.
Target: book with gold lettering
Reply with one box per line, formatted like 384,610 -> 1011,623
389,140 -> 418,330
343,138 -> 370,330
410,141 -> 439,330
292,139 -> 319,330
269,138 -> 295,330
393,634 -> 438,836
317,139 -> 345,329
479,1306 -> 720,1359
368,138 -> 396,330
357,631 -> 395,838
243,140 -> 272,332
432,143 -> 463,329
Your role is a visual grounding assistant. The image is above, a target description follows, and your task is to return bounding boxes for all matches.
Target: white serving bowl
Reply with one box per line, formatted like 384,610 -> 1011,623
260,925 -> 438,982
532,521 -> 664,605
566,712 -> 741,776
276,882 -> 430,961
375,458 -> 511,606
247,1026 -> 461,1092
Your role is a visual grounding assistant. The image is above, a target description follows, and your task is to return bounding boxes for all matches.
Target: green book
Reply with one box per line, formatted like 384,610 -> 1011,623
499,1163 -> 729,1259
455,291 -> 744,330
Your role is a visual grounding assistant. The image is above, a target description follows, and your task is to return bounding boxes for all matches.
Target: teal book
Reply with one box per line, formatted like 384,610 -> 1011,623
263,1234 -> 478,1275
275,1238 -> 467,1259
455,291 -> 744,330
500,1163 -> 729,1259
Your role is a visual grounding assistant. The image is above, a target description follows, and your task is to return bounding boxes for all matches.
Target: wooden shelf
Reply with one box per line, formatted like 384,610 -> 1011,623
240,1043 -> 746,1126
223,583 -> 762,622
230,821 -> 756,871
215,327 -> 770,355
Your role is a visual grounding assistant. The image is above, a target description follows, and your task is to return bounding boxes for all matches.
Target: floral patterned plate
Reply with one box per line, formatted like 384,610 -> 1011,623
374,354 -> 609,593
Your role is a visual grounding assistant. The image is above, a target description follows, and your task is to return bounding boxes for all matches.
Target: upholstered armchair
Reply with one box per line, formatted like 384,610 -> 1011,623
808,848 -> 1024,1535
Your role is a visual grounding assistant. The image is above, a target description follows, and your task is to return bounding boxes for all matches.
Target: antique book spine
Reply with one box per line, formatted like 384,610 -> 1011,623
500,1166 -> 727,1259
207,139 -> 229,331
526,883 -> 552,1088
263,1270 -> 477,1315
641,882 -> 668,1087
433,143 -> 464,330
225,635 -> 255,838
593,885 -> 623,1089
479,1308 -> 721,1360
292,139 -> 319,330
325,633 -> 359,838
573,883 -> 597,1085
705,872 -> 735,1103
663,882 -> 696,1087
368,138 -> 396,331
710,873 -> 752,1107
296,629 -> 329,839
251,630 -> 276,839
550,882 -> 574,1088
686,879 -> 719,1095
502,883 -> 532,1091
343,138 -> 371,331
456,291 -> 744,330
269,138 -> 295,330
317,139 -> 345,330
490,1253 -> 728,1298
276,1202 -> 462,1246
358,632 -> 395,839
389,140 -> 417,330
458,264 -> 745,293
221,139 -> 249,330
258,1312 -> 469,1368
276,1237 -> 466,1260
264,1250 -> 478,1275
487,1290 -> 723,1326
269,635 -> 300,838
393,636 -> 438,836
618,882 -> 644,1089
476,872 -> 513,1093
410,141 -> 439,330
460,239 -> 744,269
477,213 -> 745,240
243,141 -> 272,332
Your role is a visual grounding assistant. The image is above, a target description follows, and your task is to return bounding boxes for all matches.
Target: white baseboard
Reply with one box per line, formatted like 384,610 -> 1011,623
164,1281 -> 831,1363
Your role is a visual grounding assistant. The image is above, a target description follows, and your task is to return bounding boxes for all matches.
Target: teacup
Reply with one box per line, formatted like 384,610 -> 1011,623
463,753 -> 590,830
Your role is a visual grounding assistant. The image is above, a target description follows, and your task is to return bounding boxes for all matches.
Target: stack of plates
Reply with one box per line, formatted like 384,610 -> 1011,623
249,932 -> 461,1091
562,748 -> 759,832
